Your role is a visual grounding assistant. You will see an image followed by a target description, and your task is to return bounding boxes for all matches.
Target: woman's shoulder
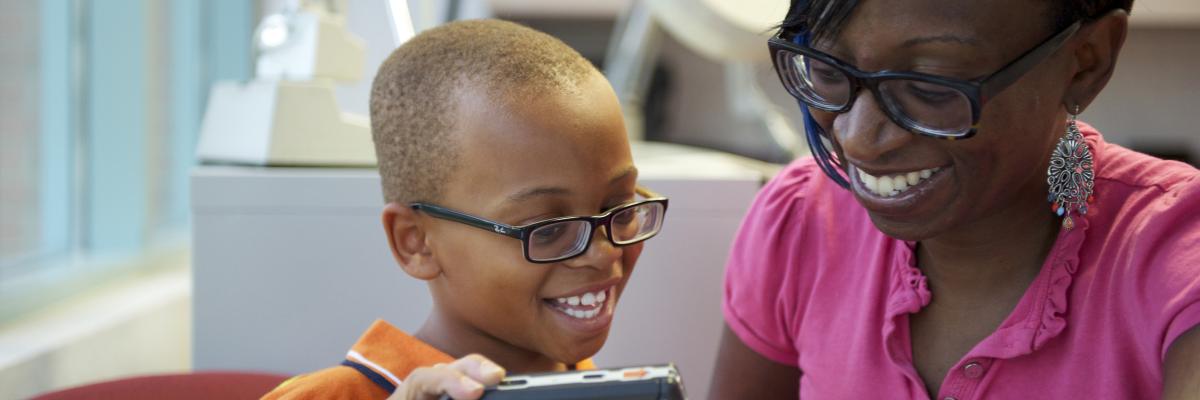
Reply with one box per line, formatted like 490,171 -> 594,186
1087,126 -> 1200,242
755,157 -> 826,204
1083,124 -> 1199,253
1081,127 -> 1200,360
1087,122 -> 1198,196
726,157 -> 885,277
748,157 -> 866,226
722,158 -> 891,364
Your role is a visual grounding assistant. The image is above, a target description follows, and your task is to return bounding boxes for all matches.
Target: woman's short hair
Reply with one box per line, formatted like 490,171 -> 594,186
781,0 -> 1135,42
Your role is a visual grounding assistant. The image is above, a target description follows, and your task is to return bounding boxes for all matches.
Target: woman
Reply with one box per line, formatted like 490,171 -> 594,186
709,0 -> 1199,399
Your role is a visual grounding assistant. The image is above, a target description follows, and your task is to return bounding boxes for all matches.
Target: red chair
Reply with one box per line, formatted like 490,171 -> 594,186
31,371 -> 290,400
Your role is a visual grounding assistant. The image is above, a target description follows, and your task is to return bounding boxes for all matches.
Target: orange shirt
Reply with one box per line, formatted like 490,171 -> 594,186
262,320 -> 595,399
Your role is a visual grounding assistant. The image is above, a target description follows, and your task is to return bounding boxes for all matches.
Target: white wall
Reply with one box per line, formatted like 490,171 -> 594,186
1084,27 -> 1200,161
656,24 -> 1200,165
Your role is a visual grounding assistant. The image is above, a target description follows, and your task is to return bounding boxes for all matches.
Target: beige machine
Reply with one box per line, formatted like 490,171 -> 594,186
196,0 -> 412,166
605,0 -> 803,160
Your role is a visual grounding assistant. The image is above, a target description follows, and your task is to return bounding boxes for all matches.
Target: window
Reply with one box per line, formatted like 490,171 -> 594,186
0,0 -> 254,322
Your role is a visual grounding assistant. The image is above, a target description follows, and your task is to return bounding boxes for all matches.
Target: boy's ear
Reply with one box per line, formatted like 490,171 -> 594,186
382,203 -> 442,280
1064,9 -> 1128,111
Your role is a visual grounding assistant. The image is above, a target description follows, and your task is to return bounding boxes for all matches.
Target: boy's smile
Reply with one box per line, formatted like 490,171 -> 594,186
542,279 -> 619,331
407,69 -> 643,372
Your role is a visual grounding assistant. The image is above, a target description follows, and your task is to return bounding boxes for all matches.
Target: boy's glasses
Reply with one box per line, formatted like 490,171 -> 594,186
410,187 -> 668,264
768,20 -> 1081,139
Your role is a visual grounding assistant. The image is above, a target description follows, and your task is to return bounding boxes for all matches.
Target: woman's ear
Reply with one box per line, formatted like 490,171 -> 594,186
382,203 -> 442,280
1065,9 -> 1129,110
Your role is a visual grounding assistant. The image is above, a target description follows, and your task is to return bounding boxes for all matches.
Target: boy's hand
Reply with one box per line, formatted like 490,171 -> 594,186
388,354 -> 506,400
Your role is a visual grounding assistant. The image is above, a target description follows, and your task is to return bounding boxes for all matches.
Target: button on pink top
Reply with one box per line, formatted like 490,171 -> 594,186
722,124 -> 1200,399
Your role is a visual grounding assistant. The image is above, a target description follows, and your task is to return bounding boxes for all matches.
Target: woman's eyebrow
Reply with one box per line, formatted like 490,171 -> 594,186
901,34 -> 982,48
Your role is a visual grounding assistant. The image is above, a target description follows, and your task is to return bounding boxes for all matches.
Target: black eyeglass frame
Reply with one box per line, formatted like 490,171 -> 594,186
409,186 -> 669,264
768,20 -> 1082,139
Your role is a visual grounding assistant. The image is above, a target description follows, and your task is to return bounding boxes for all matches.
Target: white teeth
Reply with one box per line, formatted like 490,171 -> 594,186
551,289 -> 610,319
564,308 -> 599,319
856,167 -> 941,197
906,172 -> 920,186
877,175 -> 894,195
860,171 -> 877,190
552,290 -> 608,307
857,169 -> 876,193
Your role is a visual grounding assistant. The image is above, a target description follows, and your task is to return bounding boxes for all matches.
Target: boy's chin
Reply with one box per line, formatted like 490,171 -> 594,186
544,335 -> 607,366
537,293 -> 618,358
554,343 -> 604,365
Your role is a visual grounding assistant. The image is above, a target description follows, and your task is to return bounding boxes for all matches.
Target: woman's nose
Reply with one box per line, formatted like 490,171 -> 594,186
831,91 -> 913,165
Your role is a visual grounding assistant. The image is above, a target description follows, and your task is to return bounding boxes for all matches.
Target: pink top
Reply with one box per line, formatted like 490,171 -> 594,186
722,124 -> 1200,399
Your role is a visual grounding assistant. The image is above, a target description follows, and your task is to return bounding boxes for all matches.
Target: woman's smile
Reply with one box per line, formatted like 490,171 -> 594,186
855,166 -> 942,197
848,163 -> 955,218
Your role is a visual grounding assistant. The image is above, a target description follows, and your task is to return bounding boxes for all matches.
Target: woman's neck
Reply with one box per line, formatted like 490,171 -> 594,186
414,307 -> 568,374
916,182 -> 1060,295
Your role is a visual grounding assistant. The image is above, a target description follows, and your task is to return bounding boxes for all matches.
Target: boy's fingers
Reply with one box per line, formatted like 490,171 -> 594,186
450,354 -> 506,385
391,355 -> 504,400
401,366 -> 485,400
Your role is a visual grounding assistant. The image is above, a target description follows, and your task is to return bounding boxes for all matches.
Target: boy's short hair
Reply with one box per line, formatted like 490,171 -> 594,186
369,19 -> 598,204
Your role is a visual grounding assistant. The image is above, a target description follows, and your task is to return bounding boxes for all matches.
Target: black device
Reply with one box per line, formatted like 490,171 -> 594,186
439,364 -> 686,400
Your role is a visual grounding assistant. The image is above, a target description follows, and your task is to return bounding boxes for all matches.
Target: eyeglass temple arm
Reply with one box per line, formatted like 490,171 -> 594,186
979,21 -> 1081,102
409,203 -> 524,239
635,185 -> 664,199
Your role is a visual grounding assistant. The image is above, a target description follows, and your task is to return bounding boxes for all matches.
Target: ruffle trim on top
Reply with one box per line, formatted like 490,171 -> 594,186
1031,213 -> 1089,351
887,241 -> 931,317
884,216 -> 1090,358
1028,130 -> 1101,352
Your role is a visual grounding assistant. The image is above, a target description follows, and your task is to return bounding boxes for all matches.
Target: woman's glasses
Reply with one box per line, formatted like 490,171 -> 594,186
410,187 -> 668,263
768,21 -> 1081,139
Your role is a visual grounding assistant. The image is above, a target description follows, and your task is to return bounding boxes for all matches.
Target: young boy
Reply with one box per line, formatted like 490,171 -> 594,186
263,19 -> 668,400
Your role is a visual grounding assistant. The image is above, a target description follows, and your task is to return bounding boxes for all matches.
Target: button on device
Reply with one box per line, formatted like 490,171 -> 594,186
963,362 -> 985,379
943,397 -> 957,400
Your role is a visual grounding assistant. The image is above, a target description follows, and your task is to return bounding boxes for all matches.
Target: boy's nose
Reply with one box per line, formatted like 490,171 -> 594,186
563,227 -> 622,269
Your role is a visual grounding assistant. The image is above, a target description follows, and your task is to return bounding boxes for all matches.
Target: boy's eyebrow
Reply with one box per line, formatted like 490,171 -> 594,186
504,186 -> 570,205
610,165 -> 638,184
502,166 -> 639,205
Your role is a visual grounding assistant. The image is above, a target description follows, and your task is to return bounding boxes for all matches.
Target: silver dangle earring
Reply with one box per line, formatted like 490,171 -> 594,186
1047,105 -> 1094,230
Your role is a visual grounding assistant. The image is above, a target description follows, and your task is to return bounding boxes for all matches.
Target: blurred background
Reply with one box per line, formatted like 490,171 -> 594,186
1,0 -> 1197,398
